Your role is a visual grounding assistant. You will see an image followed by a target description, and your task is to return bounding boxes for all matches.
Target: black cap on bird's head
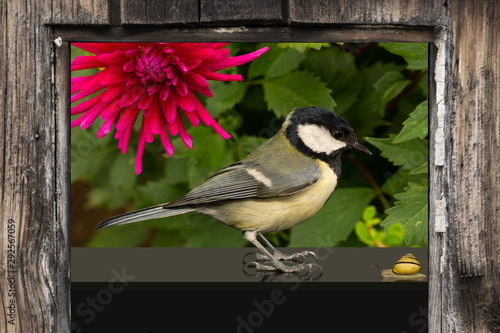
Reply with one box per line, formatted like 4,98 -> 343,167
285,106 -> 371,160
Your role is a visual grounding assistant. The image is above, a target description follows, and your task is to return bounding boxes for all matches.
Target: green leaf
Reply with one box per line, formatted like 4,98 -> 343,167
365,135 -> 428,172
366,217 -> 382,227
355,222 -> 373,245
362,205 -> 377,221
205,81 -> 247,117
263,70 -> 335,118
248,45 -> 306,80
237,135 -> 267,160
410,161 -> 428,174
86,187 -> 131,211
373,71 -> 412,116
277,43 -> 330,53
381,43 -> 429,70
393,100 -> 428,143
381,181 -> 428,245
87,222 -> 150,247
301,47 -> 362,114
182,216 -> 248,247
381,168 -> 427,198
109,153 -> 136,190
289,187 -> 375,246
383,223 -> 405,246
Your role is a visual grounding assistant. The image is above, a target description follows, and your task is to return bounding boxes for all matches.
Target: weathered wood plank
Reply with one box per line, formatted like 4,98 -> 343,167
50,0 -> 110,25
121,0 -> 198,25
288,0 -> 448,26
0,0 -> 70,332
446,0 -> 500,331
53,25 -> 434,43
200,0 -> 283,24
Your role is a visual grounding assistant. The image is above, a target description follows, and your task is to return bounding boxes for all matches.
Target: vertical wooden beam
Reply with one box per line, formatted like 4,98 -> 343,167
0,0 -> 70,332
446,0 -> 500,331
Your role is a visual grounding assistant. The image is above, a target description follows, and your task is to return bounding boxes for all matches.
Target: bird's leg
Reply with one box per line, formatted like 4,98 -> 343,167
243,231 -> 316,272
257,233 -> 318,263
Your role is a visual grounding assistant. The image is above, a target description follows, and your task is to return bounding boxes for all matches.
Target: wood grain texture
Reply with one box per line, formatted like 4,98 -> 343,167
288,0 -> 448,26
120,0 -> 198,25
200,0 -> 283,24
53,25 -> 433,43
447,0 -> 500,331
51,0 -> 110,25
2,0 -> 500,331
0,0 -> 70,332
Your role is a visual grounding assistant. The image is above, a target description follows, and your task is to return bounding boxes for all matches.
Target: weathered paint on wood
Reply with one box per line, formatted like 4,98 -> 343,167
1,0 -> 500,332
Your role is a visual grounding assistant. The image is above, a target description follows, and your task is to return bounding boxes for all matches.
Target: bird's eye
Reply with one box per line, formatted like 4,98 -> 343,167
333,131 -> 344,140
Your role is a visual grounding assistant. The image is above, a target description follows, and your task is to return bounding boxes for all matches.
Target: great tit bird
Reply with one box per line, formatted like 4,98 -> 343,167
95,106 -> 371,272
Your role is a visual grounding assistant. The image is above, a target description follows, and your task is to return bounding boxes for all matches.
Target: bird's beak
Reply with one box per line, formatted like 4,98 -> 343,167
352,141 -> 372,155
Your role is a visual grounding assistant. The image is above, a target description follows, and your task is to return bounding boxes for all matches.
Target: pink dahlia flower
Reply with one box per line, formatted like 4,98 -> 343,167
71,43 -> 268,174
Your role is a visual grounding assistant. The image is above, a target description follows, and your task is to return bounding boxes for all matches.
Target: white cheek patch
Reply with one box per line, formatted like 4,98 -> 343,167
246,168 -> 273,188
297,124 -> 346,154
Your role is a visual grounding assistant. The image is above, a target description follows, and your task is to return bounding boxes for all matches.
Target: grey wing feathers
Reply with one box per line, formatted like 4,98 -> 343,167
163,160 -> 320,208
95,204 -> 195,230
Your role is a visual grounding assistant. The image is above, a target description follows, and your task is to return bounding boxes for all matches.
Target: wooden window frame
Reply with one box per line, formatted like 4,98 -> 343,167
2,1 -> 499,330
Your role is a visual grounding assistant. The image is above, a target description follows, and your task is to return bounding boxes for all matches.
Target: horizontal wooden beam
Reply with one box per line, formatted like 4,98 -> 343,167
52,25 -> 434,43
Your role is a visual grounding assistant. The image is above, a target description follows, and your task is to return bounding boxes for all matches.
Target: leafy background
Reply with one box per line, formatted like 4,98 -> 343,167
71,42 -> 428,248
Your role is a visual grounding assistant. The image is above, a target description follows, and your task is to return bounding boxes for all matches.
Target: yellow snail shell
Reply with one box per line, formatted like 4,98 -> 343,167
392,253 -> 421,275
372,253 -> 426,282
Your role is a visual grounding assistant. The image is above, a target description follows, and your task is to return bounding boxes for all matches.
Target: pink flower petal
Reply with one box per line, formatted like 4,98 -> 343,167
71,55 -> 106,71
159,95 -> 177,123
160,84 -> 170,101
120,85 -> 146,107
135,125 -> 147,174
166,115 -> 178,136
117,122 -> 135,154
184,82 -> 213,98
71,84 -> 105,103
182,58 -> 202,70
76,93 -> 102,112
97,111 -> 120,138
176,114 -> 192,149
116,105 -> 140,131
80,69 -> 108,93
174,79 -> 188,96
71,106 -> 85,116
180,48 -> 216,60
100,68 -> 133,86
193,97 -> 213,126
211,120 -> 231,140
138,92 -> 154,110
81,102 -> 108,129
208,46 -> 269,71
102,85 -> 126,103
181,71 -> 209,87
159,115 -> 174,157
183,109 -> 199,127
195,68 -> 243,82
142,116 -> 154,143
98,50 -> 126,65
71,76 -> 89,93
72,43 -> 121,55
174,90 -> 195,112
101,98 -> 122,119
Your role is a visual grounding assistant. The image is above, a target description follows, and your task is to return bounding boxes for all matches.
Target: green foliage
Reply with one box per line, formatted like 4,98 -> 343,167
262,70 -> 335,117
381,181 -> 429,245
381,43 -> 428,70
71,42 -> 429,248
289,188 -> 375,246
354,205 -> 404,247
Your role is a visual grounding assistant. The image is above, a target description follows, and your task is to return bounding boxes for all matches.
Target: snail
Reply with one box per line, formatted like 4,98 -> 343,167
372,253 -> 426,282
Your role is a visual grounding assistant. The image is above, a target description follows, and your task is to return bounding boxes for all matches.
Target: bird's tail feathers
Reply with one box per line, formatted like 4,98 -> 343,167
94,204 -> 195,230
